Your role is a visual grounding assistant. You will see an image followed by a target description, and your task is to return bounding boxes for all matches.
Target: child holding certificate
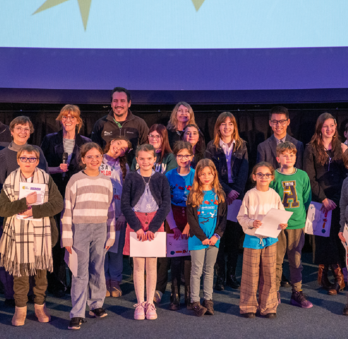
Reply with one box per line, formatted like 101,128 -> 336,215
121,144 -> 170,321
187,159 -> 227,317
61,142 -> 115,330
237,162 -> 287,319
101,137 -> 132,299
0,145 -> 63,326
165,141 -> 195,311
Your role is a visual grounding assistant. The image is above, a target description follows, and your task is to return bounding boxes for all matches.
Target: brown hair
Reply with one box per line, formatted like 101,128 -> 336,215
17,145 -> 40,160
135,144 -> 156,158
181,124 -> 205,155
309,112 -> 342,166
56,104 -> 83,133
167,102 -> 196,131
172,141 -> 193,156
250,162 -> 275,184
187,159 -> 225,207
79,142 -> 103,169
104,136 -> 132,180
10,116 -> 34,134
148,124 -> 172,162
276,141 -> 297,156
213,112 -> 243,150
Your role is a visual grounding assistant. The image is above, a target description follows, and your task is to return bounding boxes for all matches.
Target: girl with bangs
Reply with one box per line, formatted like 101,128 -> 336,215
205,112 -> 249,291
187,159 -> 227,317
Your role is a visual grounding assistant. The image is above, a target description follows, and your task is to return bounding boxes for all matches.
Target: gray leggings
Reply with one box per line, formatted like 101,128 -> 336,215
190,246 -> 219,303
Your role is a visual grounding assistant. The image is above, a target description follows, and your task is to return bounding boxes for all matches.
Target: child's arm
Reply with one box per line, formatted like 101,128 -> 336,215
60,179 -> 75,249
237,195 -> 260,235
186,204 -> 208,242
106,181 -> 116,249
32,177 -> 64,218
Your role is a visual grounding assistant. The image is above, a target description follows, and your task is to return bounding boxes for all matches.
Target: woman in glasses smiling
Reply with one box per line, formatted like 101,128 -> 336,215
0,145 -> 63,326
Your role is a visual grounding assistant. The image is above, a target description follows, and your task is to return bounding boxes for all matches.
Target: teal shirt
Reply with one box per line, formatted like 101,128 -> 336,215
243,234 -> 278,249
270,168 -> 312,229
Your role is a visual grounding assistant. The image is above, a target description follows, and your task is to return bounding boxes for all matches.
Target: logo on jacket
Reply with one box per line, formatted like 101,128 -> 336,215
104,131 -> 113,136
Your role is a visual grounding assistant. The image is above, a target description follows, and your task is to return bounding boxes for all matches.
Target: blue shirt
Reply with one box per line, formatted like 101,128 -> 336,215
165,168 -> 195,206
243,234 -> 278,250
188,190 -> 220,251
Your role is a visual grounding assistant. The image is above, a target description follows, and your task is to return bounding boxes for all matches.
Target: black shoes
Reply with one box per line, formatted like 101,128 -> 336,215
226,274 -> 241,289
243,313 -> 256,318
214,275 -> 225,291
89,308 -> 108,318
281,274 -> 291,288
169,293 -> 181,311
265,313 -> 277,319
68,317 -> 87,330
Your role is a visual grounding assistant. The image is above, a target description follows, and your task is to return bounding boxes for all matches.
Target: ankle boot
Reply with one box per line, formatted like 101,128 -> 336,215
329,264 -> 345,295
185,285 -> 193,310
12,306 -> 27,326
318,264 -> 334,291
34,303 -> 51,323
203,300 -> 214,315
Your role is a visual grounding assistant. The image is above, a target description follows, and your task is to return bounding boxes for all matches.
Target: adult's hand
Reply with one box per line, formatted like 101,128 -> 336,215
226,190 -> 240,205
322,198 -> 336,212
59,163 -> 68,172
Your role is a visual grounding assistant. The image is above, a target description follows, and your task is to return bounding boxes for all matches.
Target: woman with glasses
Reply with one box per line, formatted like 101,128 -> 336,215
131,124 -> 177,174
304,112 -> 348,295
205,112 -> 249,291
0,145 -> 63,326
40,105 -> 91,297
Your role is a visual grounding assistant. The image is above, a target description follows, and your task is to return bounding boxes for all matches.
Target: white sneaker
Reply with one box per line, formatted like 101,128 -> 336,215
134,302 -> 146,320
145,302 -> 158,320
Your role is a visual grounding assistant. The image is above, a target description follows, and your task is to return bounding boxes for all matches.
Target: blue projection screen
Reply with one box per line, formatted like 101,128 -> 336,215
1,0 -> 348,103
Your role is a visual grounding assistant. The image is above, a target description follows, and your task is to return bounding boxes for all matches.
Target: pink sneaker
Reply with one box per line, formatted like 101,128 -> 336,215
134,302 -> 146,320
145,302 -> 157,320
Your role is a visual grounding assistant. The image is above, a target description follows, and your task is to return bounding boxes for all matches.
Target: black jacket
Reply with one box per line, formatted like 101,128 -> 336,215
187,200 -> 227,242
91,110 -> 149,163
41,130 -> 91,195
205,139 -> 249,196
121,171 -> 171,233
0,122 -> 11,143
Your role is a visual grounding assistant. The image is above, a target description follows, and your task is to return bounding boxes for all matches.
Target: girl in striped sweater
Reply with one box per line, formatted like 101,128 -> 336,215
61,142 -> 115,330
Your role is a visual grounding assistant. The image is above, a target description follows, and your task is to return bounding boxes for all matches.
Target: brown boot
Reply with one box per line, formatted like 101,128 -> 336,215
110,280 -> 122,298
34,303 -> 51,323
12,306 -> 27,326
318,264 -> 334,291
329,264 -> 345,295
192,302 -> 207,317
203,300 -> 214,315
106,280 -> 111,297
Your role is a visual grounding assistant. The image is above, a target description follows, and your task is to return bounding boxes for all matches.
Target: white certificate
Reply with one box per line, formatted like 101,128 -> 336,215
255,208 -> 293,239
64,248 -> 78,277
304,201 -> 332,237
167,234 -> 190,257
130,232 -> 166,258
17,182 -> 46,220
227,199 -> 242,222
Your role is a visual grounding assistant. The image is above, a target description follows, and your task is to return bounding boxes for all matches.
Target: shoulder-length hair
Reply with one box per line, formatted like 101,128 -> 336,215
181,123 -> 205,155
213,112 -> 243,150
79,142 -> 103,169
167,102 -> 196,131
309,112 -> 342,166
56,104 -> 83,133
187,159 -> 225,207
104,136 -> 132,179
148,124 -> 172,162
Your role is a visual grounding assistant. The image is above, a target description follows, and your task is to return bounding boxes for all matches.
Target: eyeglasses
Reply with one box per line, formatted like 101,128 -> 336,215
85,155 -> 103,160
14,127 -> 30,132
270,119 -> 288,126
255,173 -> 272,179
62,116 -> 77,121
177,154 -> 192,160
19,157 -> 37,163
185,132 -> 198,136
148,134 -> 161,139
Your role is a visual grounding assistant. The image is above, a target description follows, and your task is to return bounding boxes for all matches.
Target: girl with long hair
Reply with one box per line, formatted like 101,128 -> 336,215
182,123 -> 206,169
187,159 -> 227,317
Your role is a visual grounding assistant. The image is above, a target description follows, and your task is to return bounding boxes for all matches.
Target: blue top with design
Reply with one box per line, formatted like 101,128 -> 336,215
243,234 -> 278,249
165,168 -> 195,206
188,190 -> 220,251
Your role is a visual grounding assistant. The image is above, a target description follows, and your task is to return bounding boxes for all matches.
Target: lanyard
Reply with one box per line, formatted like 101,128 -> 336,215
113,118 -> 123,129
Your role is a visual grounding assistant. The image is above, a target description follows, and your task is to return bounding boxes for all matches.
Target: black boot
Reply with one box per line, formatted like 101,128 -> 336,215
226,267 -> 240,289
214,267 -> 225,291
185,285 -> 193,310
169,292 -> 180,311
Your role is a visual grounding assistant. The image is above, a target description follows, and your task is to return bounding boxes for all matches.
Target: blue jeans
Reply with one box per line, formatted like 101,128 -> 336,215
104,226 -> 126,282
70,223 -> 107,319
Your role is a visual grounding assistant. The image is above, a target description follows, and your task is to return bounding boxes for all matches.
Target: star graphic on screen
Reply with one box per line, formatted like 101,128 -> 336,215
191,0 -> 206,11
33,0 -> 92,30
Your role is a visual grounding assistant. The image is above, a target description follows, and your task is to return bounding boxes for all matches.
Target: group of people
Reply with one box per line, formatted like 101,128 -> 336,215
0,87 -> 348,330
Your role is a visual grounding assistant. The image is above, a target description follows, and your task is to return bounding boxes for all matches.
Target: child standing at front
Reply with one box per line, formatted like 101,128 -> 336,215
61,142 -> 116,330
187,159 -> 227,317
121,144 -> 170,321
270,142 -> 312,308
237,162 -> 287,319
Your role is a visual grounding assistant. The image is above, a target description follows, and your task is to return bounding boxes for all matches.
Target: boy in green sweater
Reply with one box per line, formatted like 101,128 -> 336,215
270,142 -> 313,308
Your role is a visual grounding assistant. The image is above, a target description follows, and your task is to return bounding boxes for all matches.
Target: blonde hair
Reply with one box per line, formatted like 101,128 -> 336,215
167,102 -> 196,130
17,145 -> 40,160
213,112 -> 243,150
56,104 -> 83,133
187,159 -> 225,207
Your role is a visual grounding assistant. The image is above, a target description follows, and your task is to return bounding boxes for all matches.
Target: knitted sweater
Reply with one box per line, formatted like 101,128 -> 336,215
61,171 -> 115,247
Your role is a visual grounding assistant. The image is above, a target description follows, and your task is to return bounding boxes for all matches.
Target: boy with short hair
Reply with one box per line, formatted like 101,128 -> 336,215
270,141 -> 313,308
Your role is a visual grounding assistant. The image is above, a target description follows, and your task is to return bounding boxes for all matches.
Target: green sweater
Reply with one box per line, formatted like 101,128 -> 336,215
270,168 -> 312,229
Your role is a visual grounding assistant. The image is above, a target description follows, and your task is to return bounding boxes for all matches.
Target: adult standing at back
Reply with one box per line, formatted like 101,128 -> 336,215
257,106 -> 304,169
40,104 -> 91,297
167,102 -> 196,149
91,87 -> 149,163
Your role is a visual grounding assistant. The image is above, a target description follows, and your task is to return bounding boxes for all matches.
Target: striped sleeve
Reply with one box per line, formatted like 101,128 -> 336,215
106,179 -> 116,247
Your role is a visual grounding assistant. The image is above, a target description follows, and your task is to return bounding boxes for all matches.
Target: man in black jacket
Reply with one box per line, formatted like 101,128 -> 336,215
91,87 -> 149,163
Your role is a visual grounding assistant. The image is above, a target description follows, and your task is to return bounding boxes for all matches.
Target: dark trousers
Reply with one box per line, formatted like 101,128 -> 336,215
13,269 -> 47,307
156,257 -> 170,294
216,220 -> 243,278
171,256 -> 191,295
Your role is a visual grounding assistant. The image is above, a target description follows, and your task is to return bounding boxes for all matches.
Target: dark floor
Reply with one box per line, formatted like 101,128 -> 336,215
0,253 -> 348,339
